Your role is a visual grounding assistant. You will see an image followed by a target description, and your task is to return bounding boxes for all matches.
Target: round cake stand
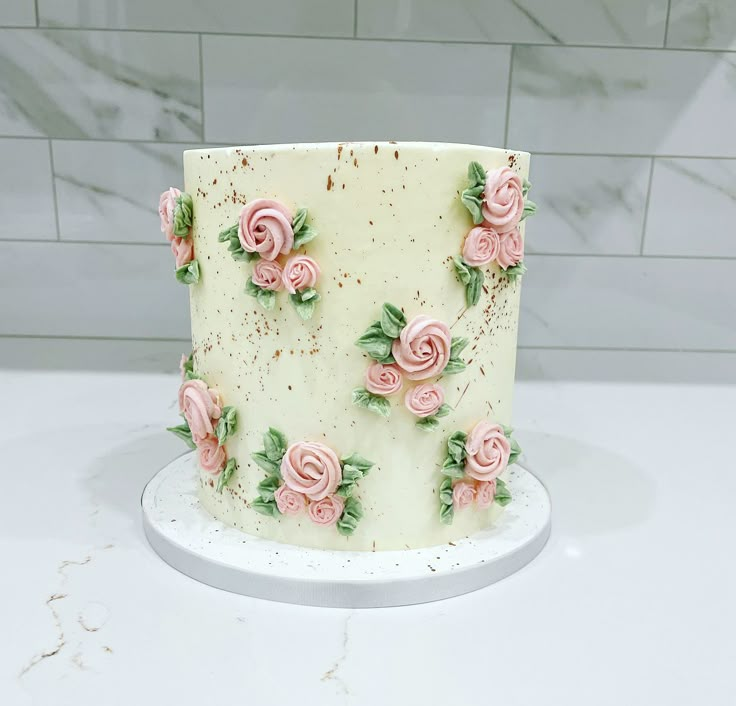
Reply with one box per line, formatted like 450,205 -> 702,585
141,454 -> 551,608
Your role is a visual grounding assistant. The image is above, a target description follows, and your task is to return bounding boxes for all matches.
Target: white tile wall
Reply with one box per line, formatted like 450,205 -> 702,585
644,158 -> 736,256
0,4 -> 734,380
0,139 -> 56,240
203,36 -> 510,145
358,0 -> 669,47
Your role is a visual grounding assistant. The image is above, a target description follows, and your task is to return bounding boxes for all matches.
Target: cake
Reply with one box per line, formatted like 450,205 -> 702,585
160,141 -> 535,551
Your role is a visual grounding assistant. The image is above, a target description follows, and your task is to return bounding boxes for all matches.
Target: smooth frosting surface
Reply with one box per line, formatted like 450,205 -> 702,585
183,141 -> 530,550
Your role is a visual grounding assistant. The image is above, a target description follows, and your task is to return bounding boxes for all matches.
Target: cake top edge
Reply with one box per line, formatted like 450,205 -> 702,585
183,141 -> 531,159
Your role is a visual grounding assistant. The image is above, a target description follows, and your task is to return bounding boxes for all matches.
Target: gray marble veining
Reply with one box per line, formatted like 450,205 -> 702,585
666,0 -> 736,50
0,30 -> 201,140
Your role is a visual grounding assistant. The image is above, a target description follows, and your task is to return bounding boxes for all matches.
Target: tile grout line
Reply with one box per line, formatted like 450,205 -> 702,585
198,34 -> 205,140
353,0 -> 358,38
639,157 -> 656,255
0,26 -> 734,54
33,0 -> 39,27
47,139 -> 61,240
0,334 -> 191,343
503,45 -> 515,148
663,0 -> 673,48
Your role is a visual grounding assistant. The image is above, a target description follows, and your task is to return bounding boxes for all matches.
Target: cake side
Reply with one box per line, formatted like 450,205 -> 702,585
178,141 -> 531,551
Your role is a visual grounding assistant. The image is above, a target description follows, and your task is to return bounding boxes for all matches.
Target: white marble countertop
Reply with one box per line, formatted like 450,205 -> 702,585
1,370 -> 734,705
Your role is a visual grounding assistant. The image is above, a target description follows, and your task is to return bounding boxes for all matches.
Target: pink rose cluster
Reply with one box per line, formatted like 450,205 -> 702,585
159,187 -> 195,270
178,378 -> 227,474
461,167 -> 525,271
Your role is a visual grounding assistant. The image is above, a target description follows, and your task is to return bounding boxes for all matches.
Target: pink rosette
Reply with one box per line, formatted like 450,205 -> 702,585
282,255 -> 320,294
179,354 -> 188,380
158,186 -> 181,241
280,441 -> 342,501
364,362 -> 403,396
475,480 -> 497,509
462,226 -> 500,267
178,379 -> 222,442
452,481 -> 476,509
464,421 -> 511,482
404,383 -> 444,418
198,435 -> 226,474
496,228 -> 524,270
252,259 -> 284,291
391,315 -> 452,381
482,167 -> 524,230
307,494 -> 345,527
238,198 -> 294,261
274,485 -> 306,515
171,236 -> 194,268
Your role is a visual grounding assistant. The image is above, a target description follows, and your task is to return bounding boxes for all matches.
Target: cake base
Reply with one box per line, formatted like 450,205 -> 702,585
141,453 -> 551,608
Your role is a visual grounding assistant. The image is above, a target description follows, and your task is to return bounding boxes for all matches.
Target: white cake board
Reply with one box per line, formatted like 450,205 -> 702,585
141,453 -> 551,608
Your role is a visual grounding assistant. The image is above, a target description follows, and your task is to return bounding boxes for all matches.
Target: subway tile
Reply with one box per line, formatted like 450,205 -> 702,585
517,348 -> 736,384
644,158 -> 736,257
53,141 -> 189,243
358,0 -> 668,47
38,0 -> 354,37
0,29 -> 201,140
519,255 -> 736,350
0,139 -> 56,240
527,155 -> 649,254
0,0 -> 36,26
0,242 -> 190,338
666,0 -> 736,50
507,46 -> 736,156
202,35 -> 510,144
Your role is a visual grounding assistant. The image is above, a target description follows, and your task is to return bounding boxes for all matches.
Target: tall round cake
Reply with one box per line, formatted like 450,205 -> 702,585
162,141 -> 534,551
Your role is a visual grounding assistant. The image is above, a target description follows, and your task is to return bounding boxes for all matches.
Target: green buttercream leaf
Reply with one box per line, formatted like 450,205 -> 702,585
166,422 -> 196,449
450,337 -> 469,359
466,266 -> 484,307
439,476 -> 454,505
453,256 -> 472,285
251,451 -> 280,475
336,497 -> 364,536
336,484 -> 354,498
435,403 -> 452,419
256,288 -> 276,311
257,474 -> 281,502
444,358 -> 467,375
175,259 -> 200,285
290,291 -> 320,320
521,199 -> 537,220
251,497 -> 280,517
340,453 -> 374,473
184,370 -> 202,381
380,302 -> 407,338
220,224 -> 259,262
416,416 -> 440,432
355,321 -> 394,362
181,351 -> 194,377
495,477 -> 512,506
263,427 -> 288,462
522,178 -> 532,198
293,224 -> 317,249
300,287 -> 319,302
439,502 -> 455,525
173,192 -> 193,236
447,431 -> 467,464
216,458 -> 237,493
508,437 -> 522,466
292,208 -> 308,233
218,224 -> 238,243
352,388 -> 391,419
504,262 -> 527,281
441,457 -> 465,479
461,189 -> 484,224
245,278 -> 261,297
215,406 -> 237,446
467,161 -> 486,187
502,424 -> 514,436
336,463 -> 366,497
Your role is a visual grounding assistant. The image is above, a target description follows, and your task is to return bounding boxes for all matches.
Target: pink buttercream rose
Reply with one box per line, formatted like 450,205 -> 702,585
282,255 -> 320,294
198,435 -> 226,474
404,383 -> 444,418
482,167 -> 524,230
391,315 -> 452,381
462,226 -> 500,267
274,485 -> 306,515
238,198 -> 294,261
476,480 -> 497,509
252,259 -> 284,291
158,186 -> 181,241
179,354 -> 188,380
465,421 -> 511,482
178,379 -> 222,442
452,481 -> 476,509
364,362 -> 403,396
308,494 -> 345,526
496,228 -> 524,270
281,441 -> 342,501
171,236 -> 193,268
